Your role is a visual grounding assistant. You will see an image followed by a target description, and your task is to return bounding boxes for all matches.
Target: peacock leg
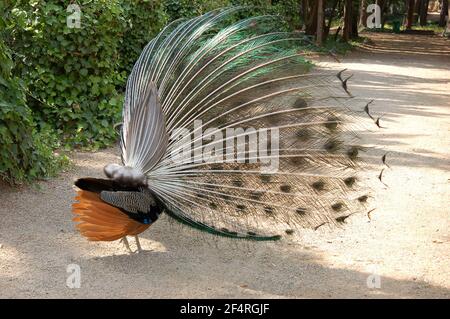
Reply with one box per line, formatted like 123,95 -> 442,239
134,235 -> 143,253
120,236 -> 133,253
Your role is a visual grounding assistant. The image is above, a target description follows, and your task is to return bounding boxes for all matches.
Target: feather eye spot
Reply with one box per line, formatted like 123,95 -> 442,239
311,181 -> 325,191
221,194 -> 231,201
331,202 -> 344,211
336,216 -> 349,223
213,117 -> 227,127
324,117 -> 339,130
232,179 -> 244,187
268,114 -> 285,125
294,98 -> 308,109
211,164 -> 223,170
358,195 -> 368,203
344,177 -> 356,187
295,129 -> 310,141
280,184 -> 292,193
290,156 -> 307,166
250,190 -> 264,200
347,147 -> 359,160
260,174 -> 272,183
324,140 -> 340,153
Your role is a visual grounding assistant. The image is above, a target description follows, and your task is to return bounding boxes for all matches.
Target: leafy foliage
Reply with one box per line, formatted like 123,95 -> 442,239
164,0 -> 231,20
0,15 -> 67,183
10,1 -> 127,149
119,0 -> 168,74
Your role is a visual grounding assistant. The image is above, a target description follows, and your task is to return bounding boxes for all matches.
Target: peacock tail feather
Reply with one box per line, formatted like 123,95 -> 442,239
117,7 -> 378,241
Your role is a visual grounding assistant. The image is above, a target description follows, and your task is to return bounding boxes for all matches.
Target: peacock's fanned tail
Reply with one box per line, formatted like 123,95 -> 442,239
120,7 -> 375,240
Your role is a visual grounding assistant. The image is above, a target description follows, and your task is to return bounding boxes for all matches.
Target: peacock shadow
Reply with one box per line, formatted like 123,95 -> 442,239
79,217 -> 449,298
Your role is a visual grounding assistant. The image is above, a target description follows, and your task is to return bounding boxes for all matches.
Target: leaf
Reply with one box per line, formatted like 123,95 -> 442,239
80,68 -> 88,76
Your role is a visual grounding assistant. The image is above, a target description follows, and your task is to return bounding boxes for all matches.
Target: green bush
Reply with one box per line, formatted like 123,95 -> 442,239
0,35 -> 66,183
120,0 -> 168,74
10,1 -> 128,149
8,0 -> 170,150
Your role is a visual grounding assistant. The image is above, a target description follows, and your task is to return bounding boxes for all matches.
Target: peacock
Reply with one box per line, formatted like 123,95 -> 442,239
72,7 -> 379,253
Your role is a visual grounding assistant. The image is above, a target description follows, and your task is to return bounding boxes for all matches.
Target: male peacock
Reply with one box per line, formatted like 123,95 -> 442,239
72,8 -> 377,253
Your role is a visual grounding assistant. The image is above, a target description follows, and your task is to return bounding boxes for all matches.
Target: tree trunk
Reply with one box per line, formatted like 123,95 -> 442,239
439,0 -> 449,27
300,0 -> 308,30
325,0 -> 340,39
447,6 -> 450,34
419,0 -> 429,26
414,0 -> 421,22
305,0 -> 319,35
334,26 -> 342,41
406,0 -> 416,29
351,0 -> 360,38
316,0 -> 325,45
376,0 -> 386,28
343,0 -> 353,41
359,0 -> 368,27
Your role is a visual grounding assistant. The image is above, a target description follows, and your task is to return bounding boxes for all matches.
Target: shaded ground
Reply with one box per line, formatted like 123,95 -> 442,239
1,32 -> 449,298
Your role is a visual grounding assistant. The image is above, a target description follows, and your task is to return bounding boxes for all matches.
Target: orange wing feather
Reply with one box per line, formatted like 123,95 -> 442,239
72,190 -> 150,241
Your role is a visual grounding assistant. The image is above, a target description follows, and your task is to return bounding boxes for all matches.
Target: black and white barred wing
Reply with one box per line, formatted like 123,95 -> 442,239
129,8 -> 372,239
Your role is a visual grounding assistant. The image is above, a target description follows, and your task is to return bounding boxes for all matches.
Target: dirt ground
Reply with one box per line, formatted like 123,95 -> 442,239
1,32 -> 449,298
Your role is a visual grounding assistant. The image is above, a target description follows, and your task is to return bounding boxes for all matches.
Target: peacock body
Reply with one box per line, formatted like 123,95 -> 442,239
72,8 -> 376,252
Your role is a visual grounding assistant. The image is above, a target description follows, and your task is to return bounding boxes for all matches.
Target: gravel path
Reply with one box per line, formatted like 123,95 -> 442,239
1,32 -> 449,298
